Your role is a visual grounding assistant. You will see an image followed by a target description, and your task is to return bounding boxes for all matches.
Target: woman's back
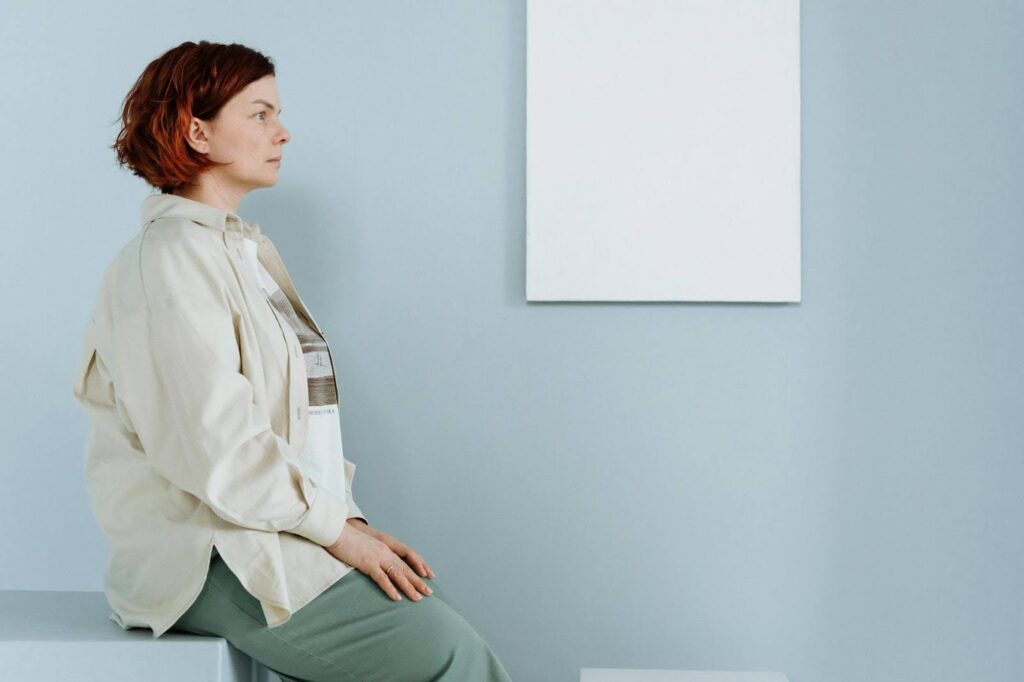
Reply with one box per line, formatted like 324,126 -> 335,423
73,194 -> 360,637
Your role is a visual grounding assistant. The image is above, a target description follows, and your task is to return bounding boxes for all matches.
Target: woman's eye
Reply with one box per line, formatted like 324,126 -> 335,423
256,111 -> 267,121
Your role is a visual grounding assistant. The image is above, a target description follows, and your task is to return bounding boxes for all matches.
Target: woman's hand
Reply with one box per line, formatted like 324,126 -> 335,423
350,521 -> 436,580
326,523 -> 435,602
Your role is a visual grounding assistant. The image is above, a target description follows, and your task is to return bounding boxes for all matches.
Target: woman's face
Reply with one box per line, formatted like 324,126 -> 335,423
186,75 -> 290,194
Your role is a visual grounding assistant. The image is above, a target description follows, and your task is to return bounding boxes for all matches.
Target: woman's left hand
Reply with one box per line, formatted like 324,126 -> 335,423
345,518 -> 436,579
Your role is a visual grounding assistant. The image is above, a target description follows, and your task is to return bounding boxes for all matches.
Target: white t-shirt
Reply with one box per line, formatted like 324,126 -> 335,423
240,236 -> 348,506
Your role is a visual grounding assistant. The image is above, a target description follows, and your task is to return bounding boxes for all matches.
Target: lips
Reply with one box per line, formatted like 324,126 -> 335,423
268,157 -> 281,162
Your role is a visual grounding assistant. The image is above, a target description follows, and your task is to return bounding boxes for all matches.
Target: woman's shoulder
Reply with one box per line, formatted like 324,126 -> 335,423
99,218 -> 235,311
142,215 -> 228,250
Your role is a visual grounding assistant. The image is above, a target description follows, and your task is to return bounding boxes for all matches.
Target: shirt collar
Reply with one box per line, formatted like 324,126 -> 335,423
140,192 -> 263,241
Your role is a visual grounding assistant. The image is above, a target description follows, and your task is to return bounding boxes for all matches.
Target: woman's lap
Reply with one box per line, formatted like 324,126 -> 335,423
168,552 -> 512,682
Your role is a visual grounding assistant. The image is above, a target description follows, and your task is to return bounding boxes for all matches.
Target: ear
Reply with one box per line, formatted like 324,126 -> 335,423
184,116 -> 211,155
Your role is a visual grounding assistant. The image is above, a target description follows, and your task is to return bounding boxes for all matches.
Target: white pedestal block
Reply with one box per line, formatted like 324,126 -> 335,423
581,670 -> 790,682
0,590 -> 254,681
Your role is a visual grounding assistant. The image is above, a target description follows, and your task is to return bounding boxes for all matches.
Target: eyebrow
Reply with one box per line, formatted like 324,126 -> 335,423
252,99 -> 282,114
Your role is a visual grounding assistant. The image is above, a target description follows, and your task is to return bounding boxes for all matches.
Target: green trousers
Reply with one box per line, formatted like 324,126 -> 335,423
168,550 -> 513,682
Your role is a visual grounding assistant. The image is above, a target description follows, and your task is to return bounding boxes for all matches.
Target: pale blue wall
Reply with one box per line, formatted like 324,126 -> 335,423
1,2 -> 1021,681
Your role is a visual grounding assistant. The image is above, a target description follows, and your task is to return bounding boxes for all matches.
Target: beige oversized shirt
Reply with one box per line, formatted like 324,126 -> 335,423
72,192 -> 367,637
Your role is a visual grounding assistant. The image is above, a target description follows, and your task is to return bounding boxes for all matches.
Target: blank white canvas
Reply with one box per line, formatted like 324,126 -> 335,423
526,0 -> 801,302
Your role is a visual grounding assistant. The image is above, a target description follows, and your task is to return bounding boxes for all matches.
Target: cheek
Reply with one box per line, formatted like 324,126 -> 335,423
222,131 -> 261,157
252,138 -> 276,167
211,135 -> 248,164
230,138 -> 269,171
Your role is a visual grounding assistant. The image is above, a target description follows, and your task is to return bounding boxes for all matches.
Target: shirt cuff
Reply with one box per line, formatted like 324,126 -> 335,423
346,498 -> 367,525
290,486 -> 350,547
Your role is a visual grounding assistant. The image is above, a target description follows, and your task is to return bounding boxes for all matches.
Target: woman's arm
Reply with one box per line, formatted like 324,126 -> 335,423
116,229 -> 351,547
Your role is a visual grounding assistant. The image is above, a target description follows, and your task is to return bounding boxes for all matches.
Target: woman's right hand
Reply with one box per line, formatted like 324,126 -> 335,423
326,525 -> 433,602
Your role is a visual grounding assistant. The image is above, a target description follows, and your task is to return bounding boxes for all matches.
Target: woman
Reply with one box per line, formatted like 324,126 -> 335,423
72,40 -> 512,681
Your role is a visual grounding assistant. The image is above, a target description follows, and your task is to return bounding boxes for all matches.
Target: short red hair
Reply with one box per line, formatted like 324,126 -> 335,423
111,40 -> 276,194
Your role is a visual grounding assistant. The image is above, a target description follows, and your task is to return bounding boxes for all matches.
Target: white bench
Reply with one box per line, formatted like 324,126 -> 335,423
0,590 -> 286,682
1,591 -> 790,682
581,670 -> 790,682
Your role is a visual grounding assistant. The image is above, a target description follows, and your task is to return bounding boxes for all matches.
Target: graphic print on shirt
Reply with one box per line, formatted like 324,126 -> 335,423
264,288 -> 338,409
240,236 -> 348,504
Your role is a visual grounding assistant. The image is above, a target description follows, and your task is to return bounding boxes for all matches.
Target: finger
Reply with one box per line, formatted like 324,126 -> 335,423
389,541 -> 434,579
386,566 -> 416,602
385,560 -> 416,599
404,551 -> 430,578
404,563 -> 433,596
396,565 -> 432,601
373,567 -> 403,601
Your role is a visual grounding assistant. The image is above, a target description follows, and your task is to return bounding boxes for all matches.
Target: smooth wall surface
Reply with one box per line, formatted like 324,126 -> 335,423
1,2 -> 1021,681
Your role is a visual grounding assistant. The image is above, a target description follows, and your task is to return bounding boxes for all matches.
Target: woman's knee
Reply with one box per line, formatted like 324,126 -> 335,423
396,592 -> 496,677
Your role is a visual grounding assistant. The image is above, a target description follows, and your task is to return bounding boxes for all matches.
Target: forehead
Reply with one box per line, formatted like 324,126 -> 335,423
234,76 -> 280,109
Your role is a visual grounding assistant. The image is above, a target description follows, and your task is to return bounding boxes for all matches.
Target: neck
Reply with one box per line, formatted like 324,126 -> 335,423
173,175 -> 246,214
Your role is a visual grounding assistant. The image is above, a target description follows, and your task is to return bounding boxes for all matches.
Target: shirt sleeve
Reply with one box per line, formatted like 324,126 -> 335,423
117,231 -> 350,548
343,458 -> 367,524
